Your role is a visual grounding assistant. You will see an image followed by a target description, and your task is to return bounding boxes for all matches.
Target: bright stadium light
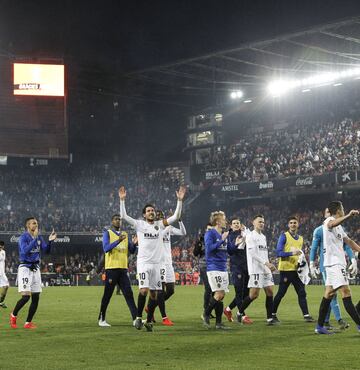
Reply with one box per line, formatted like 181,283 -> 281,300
267,80 -> 295,97
267,66 -> 360,97
230,90 -> 244,99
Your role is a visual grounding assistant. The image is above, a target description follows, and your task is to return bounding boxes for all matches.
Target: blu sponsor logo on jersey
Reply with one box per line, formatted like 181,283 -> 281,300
144,232 -> 159,239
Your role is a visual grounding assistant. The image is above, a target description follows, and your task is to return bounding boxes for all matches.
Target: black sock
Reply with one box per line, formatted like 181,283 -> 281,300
356,301 -> 360,316
13,295 -> 30,316
164,283 -> 175,301
265,296 -> 273,320
205,296 -> 218,317
137,293 -> 147,317
228,298 -> 237,310
157,291 -> 167,318
26,293 -> 40,322
238,296 -> 253,315
0,295 -> 4,303
317,297 -> 332,327
342,296 -> 360,326
146,298 -> 157,323
215,300 -> 224,324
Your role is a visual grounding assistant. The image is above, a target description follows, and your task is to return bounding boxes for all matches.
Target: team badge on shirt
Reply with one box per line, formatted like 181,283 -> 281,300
155,226 -> 159,231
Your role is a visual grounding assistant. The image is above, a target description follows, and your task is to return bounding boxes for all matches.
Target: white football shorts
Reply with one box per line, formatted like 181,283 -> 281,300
207,271 -> 229,292
17,265 -> 42,293
325,264 -> 348,290
248,273 -> 274,289
137,263 -> 162,290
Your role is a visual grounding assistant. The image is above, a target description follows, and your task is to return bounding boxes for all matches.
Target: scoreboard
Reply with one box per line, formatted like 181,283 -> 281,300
0,57 -> 68,158
14,63 -> 64,97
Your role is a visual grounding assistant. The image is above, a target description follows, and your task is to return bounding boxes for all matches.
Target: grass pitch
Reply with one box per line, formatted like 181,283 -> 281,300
1,285 -> 359,369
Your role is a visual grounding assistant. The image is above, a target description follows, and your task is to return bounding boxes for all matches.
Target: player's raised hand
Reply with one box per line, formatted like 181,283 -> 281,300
34,226 -> 39,237
132,235 -> 138,245
118,186 -> 127,200
348,209 -> 359,217
49,229 -> 57,242
176,185 -> 186,201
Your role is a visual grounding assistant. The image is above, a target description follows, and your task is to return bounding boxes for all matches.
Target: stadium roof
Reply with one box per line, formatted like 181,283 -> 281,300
125,16 -> 360,108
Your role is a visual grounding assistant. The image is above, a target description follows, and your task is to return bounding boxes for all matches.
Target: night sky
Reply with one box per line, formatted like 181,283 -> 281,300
1,0 -> 360,71
1,0 -> 360,162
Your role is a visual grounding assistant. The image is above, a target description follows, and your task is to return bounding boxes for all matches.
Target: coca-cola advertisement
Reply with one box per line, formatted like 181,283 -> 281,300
213,172 -> 337,196
295,177 -> 314,186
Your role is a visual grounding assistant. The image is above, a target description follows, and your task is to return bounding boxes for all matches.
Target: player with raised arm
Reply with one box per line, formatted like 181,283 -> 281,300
315,201 -> 360,335
151,210 -> 187,326
0,241 -> 9,308
272,216 -> 314,323
10,217 -> 57,329
310,207 -> 354,330
237,214 -> 276,325
119,185 -> 186,332
202,211 -> 230,330
98,214 -> 138,327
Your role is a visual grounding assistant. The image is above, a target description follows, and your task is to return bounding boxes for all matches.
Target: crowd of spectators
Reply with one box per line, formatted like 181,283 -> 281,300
204,117 -> 360,183
0,163 -> 184,232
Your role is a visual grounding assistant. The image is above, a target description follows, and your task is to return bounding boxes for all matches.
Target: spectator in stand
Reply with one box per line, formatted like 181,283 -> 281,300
204,117 -> 360,183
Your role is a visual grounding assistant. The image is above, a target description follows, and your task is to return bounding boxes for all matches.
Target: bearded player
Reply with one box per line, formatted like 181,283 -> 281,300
119,185 -> 186,332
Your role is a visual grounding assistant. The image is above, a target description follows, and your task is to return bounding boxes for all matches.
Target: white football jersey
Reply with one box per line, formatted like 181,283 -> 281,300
133,220 -> 165,264
0,250 -> 5,276
246,230 -> 271,275
161,222 -> 187,265
161,227 -> 172,265
323,216 -> 347,267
